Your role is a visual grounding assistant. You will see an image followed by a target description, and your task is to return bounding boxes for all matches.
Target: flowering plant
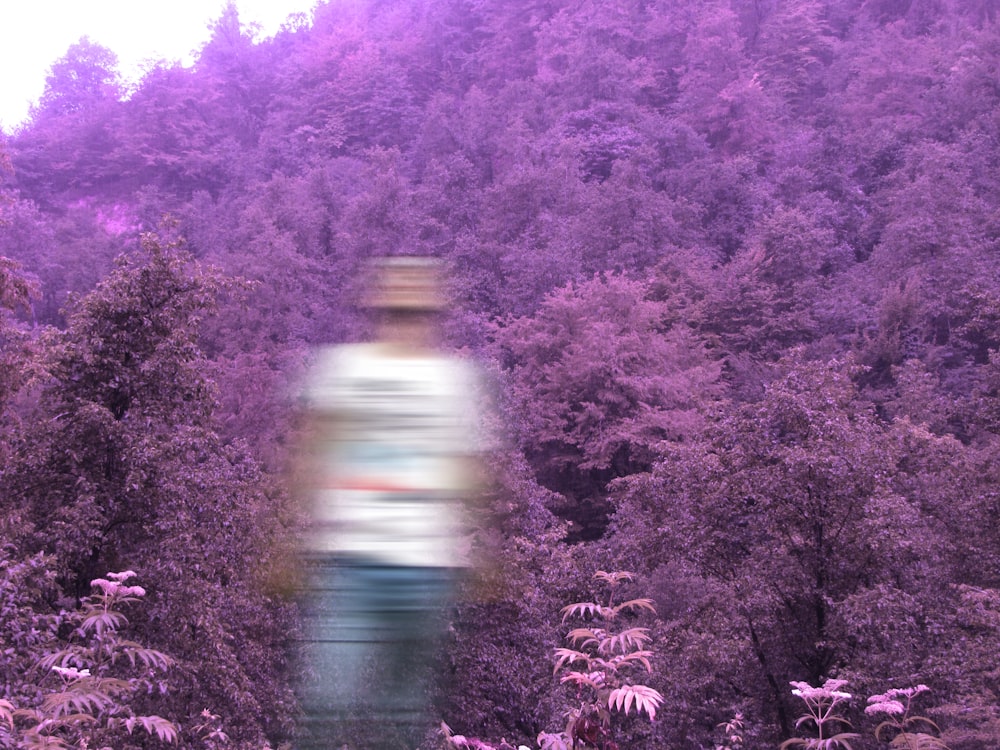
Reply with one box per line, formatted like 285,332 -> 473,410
0,571 -> 179,749
781,679 -> 859,750
866,685 -> 949,749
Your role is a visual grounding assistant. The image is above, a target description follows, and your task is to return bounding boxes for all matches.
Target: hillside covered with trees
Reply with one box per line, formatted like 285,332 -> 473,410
3,0 -> 1000,747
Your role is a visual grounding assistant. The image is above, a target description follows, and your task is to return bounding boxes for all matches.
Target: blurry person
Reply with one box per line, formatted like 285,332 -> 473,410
294,257 -> 484,750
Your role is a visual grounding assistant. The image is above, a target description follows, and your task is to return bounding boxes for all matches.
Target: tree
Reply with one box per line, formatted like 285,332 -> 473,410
750,0 -> 836,113
493,273 -> 722,538
36,37 -> 122,119
11,38 -> 124,201
0,136 -> 14,224
690,205 -> 850,359
0,256 -> 39,444
671,1 -> 783,154
612,355 -> 951,740
0,234 -> 296,747
534,0 -> 653,112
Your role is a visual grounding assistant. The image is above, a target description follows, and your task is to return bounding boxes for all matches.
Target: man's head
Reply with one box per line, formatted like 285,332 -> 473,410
365,256 -> 446,312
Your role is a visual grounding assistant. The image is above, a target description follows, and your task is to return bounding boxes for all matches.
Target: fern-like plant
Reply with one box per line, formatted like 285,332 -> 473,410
3,571 -> 179,749
549,570 -> 663,750
866,685 -> 949,749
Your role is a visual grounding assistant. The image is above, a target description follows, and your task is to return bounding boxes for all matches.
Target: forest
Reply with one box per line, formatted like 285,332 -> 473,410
2,0 -> 1000,747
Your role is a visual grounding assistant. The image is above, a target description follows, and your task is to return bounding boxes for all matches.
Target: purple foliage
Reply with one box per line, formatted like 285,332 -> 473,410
2,1 -> 1000,747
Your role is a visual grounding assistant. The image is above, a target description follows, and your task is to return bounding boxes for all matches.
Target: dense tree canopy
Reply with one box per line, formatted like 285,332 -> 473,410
3,0 -> 1000,747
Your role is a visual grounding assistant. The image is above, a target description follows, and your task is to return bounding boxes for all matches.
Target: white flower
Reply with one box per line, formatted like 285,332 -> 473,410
90,578 -> 119,595
865,700 -> 905,716
52,666 -> 91,680
869,684 -> 931,704
91,574 -> 144,598
790,679 -> 851,701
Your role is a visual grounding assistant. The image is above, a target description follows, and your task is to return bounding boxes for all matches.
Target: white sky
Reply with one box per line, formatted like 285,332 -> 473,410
0,0 -> 318,132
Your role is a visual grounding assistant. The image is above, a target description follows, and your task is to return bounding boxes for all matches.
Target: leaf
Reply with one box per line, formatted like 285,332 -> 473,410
79,610 -> 127,636
888,733 -> 949,750
552,648 -> 591,673
559,671 -> 605,690
134,715 -> 180,743
782,733 -> 860,750
611,598 -> 657,617
588,656 -> 619,673
54,712 -> 98,726
901,716 -> 942,734
42,689 -> 112,718
613,650 -> 654,672
537,731 -> 572,750
117,641 -> 175,670
598,627 -> 652,654
874,720 -> 897,742
823,733 -> 860,749
36,648 -> 88,672
594,571 -> 634,585
560,602 -> 611,622
19,732 -> 72,750
607,684 -> 664,720
12,707 -> 44,722
41,678 -> 130,718
565,627 -> 602,648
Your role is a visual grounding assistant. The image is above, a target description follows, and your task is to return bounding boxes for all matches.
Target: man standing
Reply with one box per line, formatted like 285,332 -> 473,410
296,257 -> 483,750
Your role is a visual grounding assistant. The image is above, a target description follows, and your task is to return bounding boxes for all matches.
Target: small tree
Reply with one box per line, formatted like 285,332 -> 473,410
441,571 -> 663,750
493,274 -> 721,539
1,571 -> 178,749
547,571 -> 663,750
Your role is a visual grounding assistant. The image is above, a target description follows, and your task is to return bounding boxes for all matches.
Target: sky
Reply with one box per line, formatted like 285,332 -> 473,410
0,0 -> 318,131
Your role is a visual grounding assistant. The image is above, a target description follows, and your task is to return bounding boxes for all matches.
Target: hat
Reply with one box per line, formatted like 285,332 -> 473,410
365,256 -> 446,310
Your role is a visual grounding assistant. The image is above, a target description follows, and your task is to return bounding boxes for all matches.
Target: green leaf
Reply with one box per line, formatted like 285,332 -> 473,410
611,598 -> 656,617
560,602 -> 609,621
133,715 -> 180,743
565,628 -> 602,649
0,698 -> 14,729
888,733 -> 949,750
594,571 -> 634,585
613,650 -> 654,672
79,610 -> 126,636
553,646 -> 592,668
560,671 -> 605,690
607,684 -> 663,720
598,627 -> 652,654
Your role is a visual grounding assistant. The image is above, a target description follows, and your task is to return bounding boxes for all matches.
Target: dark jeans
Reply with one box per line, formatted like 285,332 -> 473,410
296,558 -> 456,750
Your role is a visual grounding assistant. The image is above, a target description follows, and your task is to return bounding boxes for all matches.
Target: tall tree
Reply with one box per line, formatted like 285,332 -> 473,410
494,273 -> 721,537
0,234 -> 296,746
12,38 -> 123,199
36,36 -> 122,119
612,355 -> 952,740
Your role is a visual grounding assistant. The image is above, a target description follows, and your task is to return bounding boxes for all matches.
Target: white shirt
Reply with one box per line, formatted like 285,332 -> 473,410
302,343 -> 482,566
